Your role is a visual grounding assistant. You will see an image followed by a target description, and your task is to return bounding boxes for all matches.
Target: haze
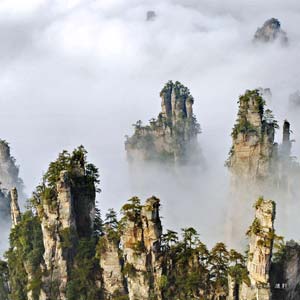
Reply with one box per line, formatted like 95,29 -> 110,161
1,0 -> 300,255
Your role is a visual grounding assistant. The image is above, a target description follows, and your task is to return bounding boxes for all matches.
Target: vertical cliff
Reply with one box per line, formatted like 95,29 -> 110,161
254,18 -> 288,45
125,81 -> 202,165
98,211 -> 127,299
227,90 -> 278,192
240,198 -> 276,300
5,146 -> 101,300
120,196 -> 163,300
32,147 -> 99,300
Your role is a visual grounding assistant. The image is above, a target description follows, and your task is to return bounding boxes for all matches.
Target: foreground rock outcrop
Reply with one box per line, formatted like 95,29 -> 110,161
254,18 -> 288,45
125,81 -> 202,166
241,199 -> 275,300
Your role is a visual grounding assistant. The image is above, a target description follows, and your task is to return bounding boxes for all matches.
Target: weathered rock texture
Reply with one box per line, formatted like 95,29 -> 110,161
227,90 -> 279,195
121,197 -> 163,300
227,89 -> 300,198
125,81 -> 202,165
98,230 -> 126,299
254,18 -> 288,45
37,171 -> 77,300
9,188 -> 21,228
239,199 -> 276,300
37,162 -> 96,300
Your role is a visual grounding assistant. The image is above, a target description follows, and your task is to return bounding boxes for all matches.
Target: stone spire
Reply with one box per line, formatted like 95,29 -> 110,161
281,120 -> 291,158
240,198 -> 276,300
9,188 -> 21,228
227,90 -> 277,188
254,18 -> 288,45
125,81 -> 202,165
121,197 -> 163,300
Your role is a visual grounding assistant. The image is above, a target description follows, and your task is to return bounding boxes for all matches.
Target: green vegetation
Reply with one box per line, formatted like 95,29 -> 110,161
5,211 -> 44,300
231,89 -> 278,140
0,261 -> 9,300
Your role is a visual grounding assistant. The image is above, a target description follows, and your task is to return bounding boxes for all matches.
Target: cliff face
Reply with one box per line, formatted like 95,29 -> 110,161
236,198 -> 275,300
254,18 -> 288,45
120,197 -> 162,300
125,81 -> 202,165
227,90 -> 300,198
227,90 -> 278,193
98,233 -> 126,299
6,147 -> 100,300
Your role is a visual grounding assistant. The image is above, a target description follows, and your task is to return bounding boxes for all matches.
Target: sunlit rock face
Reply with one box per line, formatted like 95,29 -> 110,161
226,90 -> 278,196
125,81 -> 202,166
254,18 -> 288,45
240,199 -> 275,300
98,232 -> 126,299
121,197 -> 163,300
38,171 -> 76,300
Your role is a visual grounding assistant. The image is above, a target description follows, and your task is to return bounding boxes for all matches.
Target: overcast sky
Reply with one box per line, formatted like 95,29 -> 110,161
1,0 -> 300,253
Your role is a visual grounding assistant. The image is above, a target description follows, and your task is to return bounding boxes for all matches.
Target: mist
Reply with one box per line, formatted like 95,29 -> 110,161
1,0 -> 300,255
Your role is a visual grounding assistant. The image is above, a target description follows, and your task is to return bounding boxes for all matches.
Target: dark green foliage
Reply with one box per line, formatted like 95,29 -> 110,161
5,211 -> 44,300
123,263 -> 137,277
121,197 -> 142,223
33,146 -> 100,210
231,89 -> 278,140
0,261 -> 9,300
66,238 -> 101,300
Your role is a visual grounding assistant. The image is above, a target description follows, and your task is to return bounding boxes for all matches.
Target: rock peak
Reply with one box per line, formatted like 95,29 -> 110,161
254,18 -> 288,45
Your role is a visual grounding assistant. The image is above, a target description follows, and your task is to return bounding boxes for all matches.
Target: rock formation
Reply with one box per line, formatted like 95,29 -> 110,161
98,226 -> 126,299
125,81 -> 202,166
254,18 -> 288,45
146,10 -> 156,21
0,139 -> 24,195
9,188 -> 21,228
226,89 -> 279,195
241,199 -> 275,299
120,196 -> 163,300
227,90 -> 300,197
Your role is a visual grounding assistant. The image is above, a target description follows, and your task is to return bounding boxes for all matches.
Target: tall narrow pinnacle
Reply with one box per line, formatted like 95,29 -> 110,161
9,188 -> 21,228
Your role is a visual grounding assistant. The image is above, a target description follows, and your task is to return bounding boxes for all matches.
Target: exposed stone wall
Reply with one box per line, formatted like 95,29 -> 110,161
9,188 -> 21,228
125,81 -> 202,165
38,171 -> 76,300
121,197 -> 163,300
99,233 -> 126,299
240,199 -> 276,300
